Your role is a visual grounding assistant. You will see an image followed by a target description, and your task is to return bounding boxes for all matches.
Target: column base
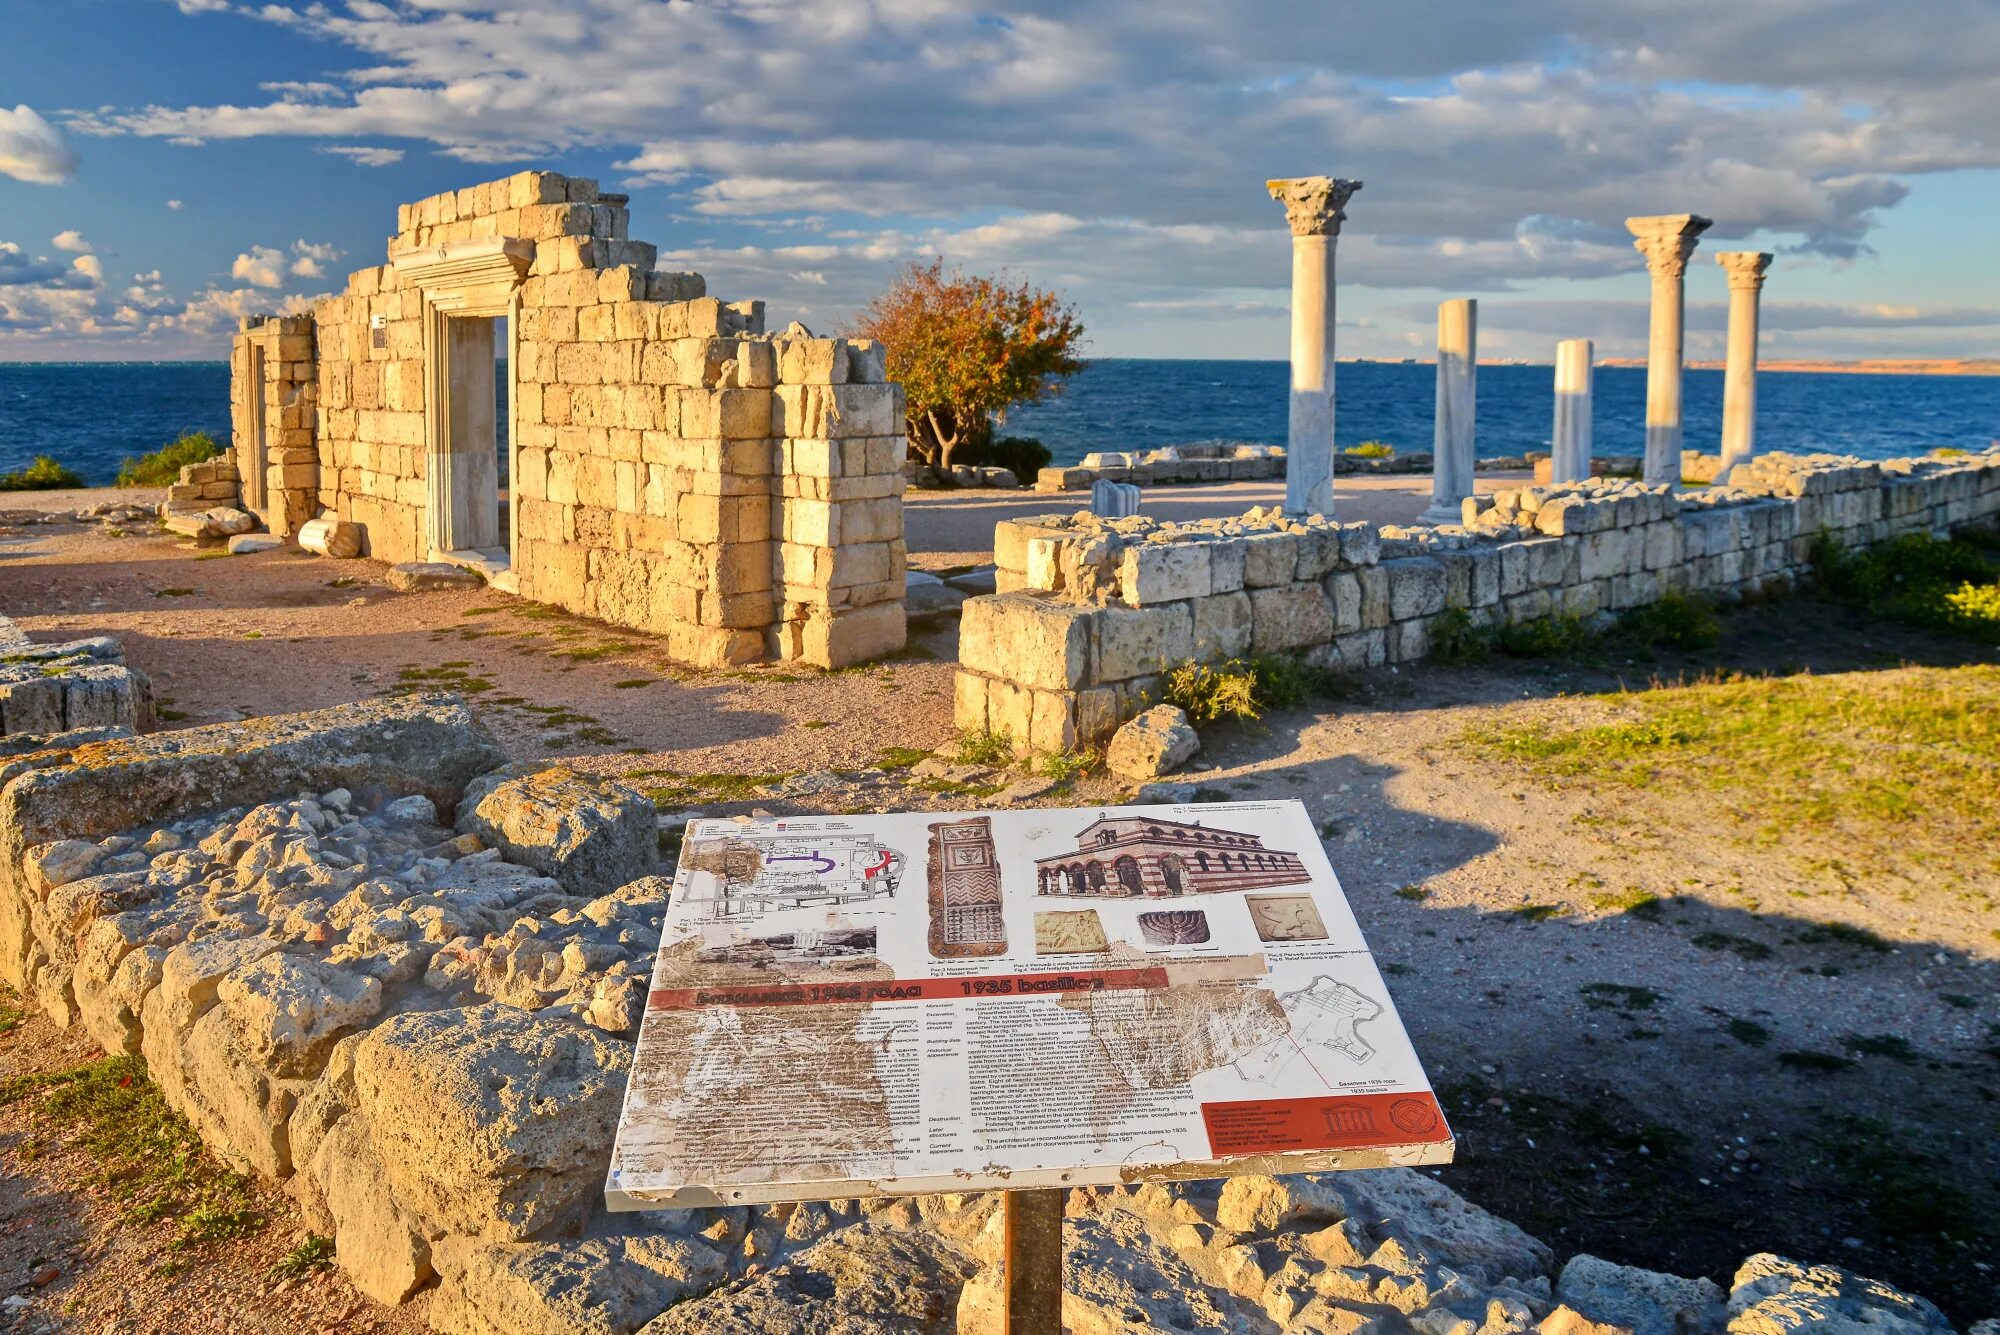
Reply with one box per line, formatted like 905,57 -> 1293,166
1418,502 -> 1465,527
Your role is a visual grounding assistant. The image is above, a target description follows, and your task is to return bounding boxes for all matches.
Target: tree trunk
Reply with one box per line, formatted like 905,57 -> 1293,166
927,410 -> 960,483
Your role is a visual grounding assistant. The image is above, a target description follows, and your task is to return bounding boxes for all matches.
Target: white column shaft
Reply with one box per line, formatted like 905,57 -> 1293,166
1642,268 -> 1687,486
1423,299 -> 1477,523
1551,338 -> 1594,483
1718,268 -> 1768,476
1286,233 -> 1337,516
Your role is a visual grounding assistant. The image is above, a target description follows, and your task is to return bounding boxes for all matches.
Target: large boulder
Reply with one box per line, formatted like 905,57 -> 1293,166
456,765 -> 656,896
1107,705 -> 1200,781
1550,1253 -> 1724,1335
431,1233 -> 731,1335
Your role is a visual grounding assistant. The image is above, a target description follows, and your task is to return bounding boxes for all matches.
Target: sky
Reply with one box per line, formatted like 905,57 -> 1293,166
2,0 -> 1998,363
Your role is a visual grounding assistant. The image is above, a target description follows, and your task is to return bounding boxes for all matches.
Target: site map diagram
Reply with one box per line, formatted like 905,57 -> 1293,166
608,801 -> 1452,1210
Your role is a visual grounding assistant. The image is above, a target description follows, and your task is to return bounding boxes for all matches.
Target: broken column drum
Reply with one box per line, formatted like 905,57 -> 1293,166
1626,213 -> 1713,487
1267,176 -> 1362,518
1551,338 -> 1594,484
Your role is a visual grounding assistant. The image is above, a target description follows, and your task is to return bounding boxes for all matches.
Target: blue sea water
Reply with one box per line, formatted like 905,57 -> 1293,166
3,358 -> 1997,485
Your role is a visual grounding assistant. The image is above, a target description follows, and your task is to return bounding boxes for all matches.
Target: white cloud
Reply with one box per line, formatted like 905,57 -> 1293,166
288,239 -> 343,278
166,199 -> 183,210
175,0 -> 233,12
230,245 -> 286,288
51,230 -> 91,253
0,105 -> 78,185
321,145 -> 404,167
73,254 -> 103,282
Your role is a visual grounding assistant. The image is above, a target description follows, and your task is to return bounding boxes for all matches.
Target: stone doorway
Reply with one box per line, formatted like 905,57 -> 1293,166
432,312 -> 510,568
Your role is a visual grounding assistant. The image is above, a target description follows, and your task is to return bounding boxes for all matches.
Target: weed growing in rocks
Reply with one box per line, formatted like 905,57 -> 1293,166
1811,528 -> 2000,642
952,729 -> 1014,766
1163,654 -> 1343,726
267,1234 -> 336,1280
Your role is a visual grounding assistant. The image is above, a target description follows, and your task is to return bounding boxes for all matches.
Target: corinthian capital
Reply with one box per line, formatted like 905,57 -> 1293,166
1716,250 -> 1773,290
1626,213 -> 1714,279
1268,177 -> 1363,237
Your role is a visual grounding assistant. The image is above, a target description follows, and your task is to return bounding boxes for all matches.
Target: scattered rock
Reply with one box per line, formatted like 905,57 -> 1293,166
1726,1254 -> 1953,1335
226,533 -> 284,555
905,573 -> 968,617
1552,1253 -> 1724,1335
385,561 -> 485,592
995,775 -> 1059,803
1105,705 -> 1200,781
1132,781 -> 1196,804
644,1225 -> 979,1334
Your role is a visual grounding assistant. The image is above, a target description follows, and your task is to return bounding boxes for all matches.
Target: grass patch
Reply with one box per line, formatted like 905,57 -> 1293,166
1162,653 -> 1340,727
952,729 -> 1014,767
876,746 -> 931,770
1510,903 -> 1562,922
0,1053 -> 261,1251
1037,748 -> 1099,783
1496,613 -> 1598,659
1794,921 -> 1894,954
1777,1049 -> 1855,1074
1395,884 -> 1431,902
1725,1017 -> 1771,1046
1463,666 -> 2000,871
612,678 -> 655,690
154,587 -> 195,598
1619,592 -> 1721,650
392,665 -> 495,694
1588,887 -> 1663,920
268,1234 -> 336,1280
0,454 -> 85,490
1690,931 -> 1774,962
636,771 -> 791,807
1842,1032 -> 1920,1064
1428,608 -> 1491,665
1580,982 -> 1663,1011
1812,529 -> 2000,643
116,431 -> 220,488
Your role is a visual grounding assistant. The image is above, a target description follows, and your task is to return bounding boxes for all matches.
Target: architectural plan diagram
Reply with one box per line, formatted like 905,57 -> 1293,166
609,801 -> 1452,1211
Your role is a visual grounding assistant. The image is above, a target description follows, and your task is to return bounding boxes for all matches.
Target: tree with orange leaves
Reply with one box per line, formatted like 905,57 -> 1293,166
850,259 -> 1085,475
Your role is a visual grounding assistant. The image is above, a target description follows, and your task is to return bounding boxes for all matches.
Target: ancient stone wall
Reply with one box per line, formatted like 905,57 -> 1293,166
958,449 -> 2000,752
0,615 -> 151,743
225,170 -> 908,669
227,314 -> 319,535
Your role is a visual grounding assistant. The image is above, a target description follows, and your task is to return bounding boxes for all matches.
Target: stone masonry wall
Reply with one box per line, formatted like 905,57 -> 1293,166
227,314 -> 319,535
226,170 -> 908,669
957,449 -> 2000,753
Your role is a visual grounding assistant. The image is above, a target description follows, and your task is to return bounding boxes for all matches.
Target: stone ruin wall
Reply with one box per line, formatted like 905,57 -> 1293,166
226,314 -> 319,536
227,170 -> 908,669
957,449 -> 2000,753
0,614 -> 151,743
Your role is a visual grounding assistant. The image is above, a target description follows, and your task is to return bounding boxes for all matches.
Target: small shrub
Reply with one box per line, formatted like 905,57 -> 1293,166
269,1234 -> 336,1280
1165,660 -> 1261,725
1496,614 -> 1597,659
1038,748 -> 1099,782
1343,441 -> 1395,459
0,454 -> 85,491
117,431 -> 222,488
876,746 -> 930,770
1811,529 -> 2000,642
952,729 -> 1014,767
1428,608 -> 1491,664
979,436 -> 1053,482
1618,592 -> 1720,650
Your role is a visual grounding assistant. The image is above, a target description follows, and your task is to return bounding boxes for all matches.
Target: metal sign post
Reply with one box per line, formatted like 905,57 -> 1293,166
1002,1187 -> 1065,1335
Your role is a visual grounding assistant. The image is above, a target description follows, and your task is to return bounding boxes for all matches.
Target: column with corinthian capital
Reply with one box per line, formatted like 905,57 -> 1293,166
1626,213 -> 1712,486
1714,251 -> 1773,483
1268,176 -> 1362,516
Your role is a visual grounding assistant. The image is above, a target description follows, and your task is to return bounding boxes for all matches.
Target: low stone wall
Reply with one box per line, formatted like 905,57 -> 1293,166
958,449 -> 2000,752
0,615 -> 152,741
163,453 -> 244,516
1035,442 -> 1287,491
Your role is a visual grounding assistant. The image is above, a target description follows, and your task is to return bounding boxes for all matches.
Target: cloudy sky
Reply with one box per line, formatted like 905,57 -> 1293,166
3,0 -> 1997,362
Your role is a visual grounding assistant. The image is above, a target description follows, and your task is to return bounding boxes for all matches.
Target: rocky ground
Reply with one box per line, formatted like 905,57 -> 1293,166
1,499 -> 1996,1329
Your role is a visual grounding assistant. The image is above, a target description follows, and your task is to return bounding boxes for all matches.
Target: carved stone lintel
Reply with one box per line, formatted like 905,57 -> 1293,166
1625,213 -> 1714,280
1268,177 -> 1364,237
1716,250 -> 1774,290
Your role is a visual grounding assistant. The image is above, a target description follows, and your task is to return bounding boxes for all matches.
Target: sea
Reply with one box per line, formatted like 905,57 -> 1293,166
3,359 -> 1997,485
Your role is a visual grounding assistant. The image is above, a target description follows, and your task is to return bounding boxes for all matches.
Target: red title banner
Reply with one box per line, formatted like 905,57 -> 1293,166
648,964 -> 1175,1012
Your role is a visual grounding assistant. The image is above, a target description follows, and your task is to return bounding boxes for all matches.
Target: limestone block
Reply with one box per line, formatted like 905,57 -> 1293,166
778,337 -> 849,386
1249,583 -> 1334,655
799,602 -> 906,669
385,562 -> 485,592
1337,522 -> 1381,567
1466,547 -> 1502,606
1726,1253 -> 1951,1335
1106,705 -> 1200,781
1120,542 -> 1211,607
1390,617 -> 1429,662
1239,532 -> 1297,588
847,339 -> 888,383
1382,558 -> 1448,620
1094,603 -> 1193,682
1076,687 -> 1120,746
216,951 -> 385,1079
455,766 -> 656,897
1292,527 -> 1343,582
1325,571 -> 1362,633
952,671 -> 991,734
1643,521 -> 1680,571
431,1235 -> 730,1335
226,533 -> 284,555
1357,565 -> 1392,629
959,595 -> 1093,690
1577,528 -> 1634,582
1191,591 -> 1252,660
1029,690 -> 1078,754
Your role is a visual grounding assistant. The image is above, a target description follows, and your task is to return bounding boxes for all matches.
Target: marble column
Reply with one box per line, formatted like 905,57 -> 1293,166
1715,251 -> 1773,483
1626,213 -> 1713,487
1268,175 -> 1362,516
1422,299 -> 1477,524
1551,338 -> 1594,483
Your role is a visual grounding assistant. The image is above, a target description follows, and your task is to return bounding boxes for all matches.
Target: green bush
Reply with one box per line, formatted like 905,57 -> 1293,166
0,454 -> 84,491
1811,529 -> 2000,643
1428,608 -> 1492,664
952,728 -> 1014,766
1343,440 -> 1395,459
1497,613 -> 1598,659
117,430 -> 221,488
976,435 -> 1052,482
1618,592 -> 1720,650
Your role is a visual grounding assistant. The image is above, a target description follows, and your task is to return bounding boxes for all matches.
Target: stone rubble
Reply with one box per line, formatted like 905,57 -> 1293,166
1105,703 -> 1200,780
0,698 -> 1991,1335
0,614 -> 153,740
